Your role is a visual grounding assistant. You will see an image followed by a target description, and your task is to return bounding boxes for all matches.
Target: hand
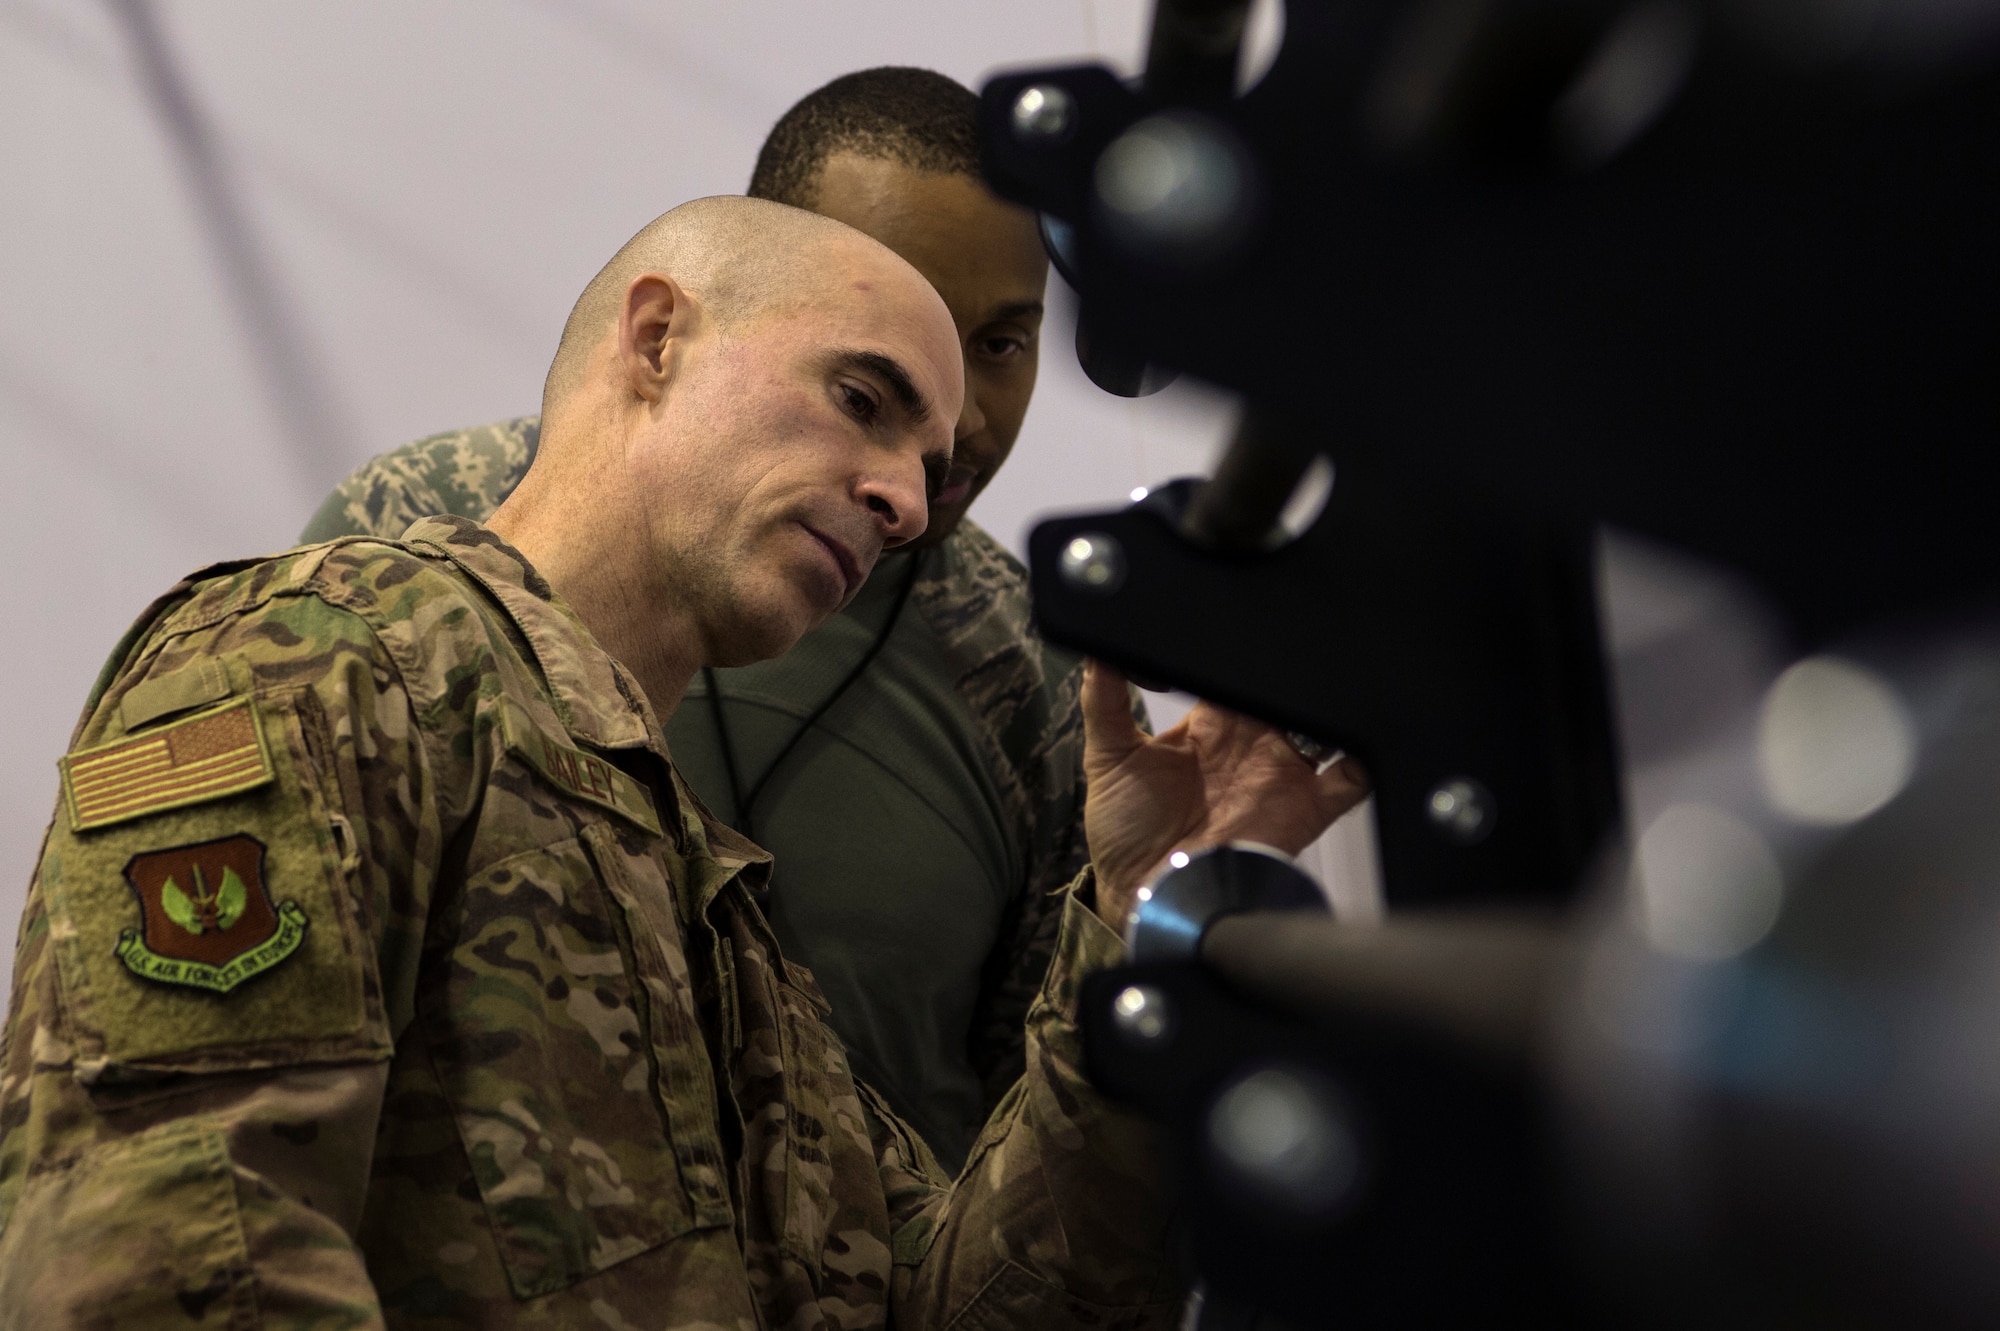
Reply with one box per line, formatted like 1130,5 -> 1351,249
1082,661 -> 1371,935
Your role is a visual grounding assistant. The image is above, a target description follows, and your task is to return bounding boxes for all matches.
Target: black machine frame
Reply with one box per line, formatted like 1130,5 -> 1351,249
970,2 -> 2000,1322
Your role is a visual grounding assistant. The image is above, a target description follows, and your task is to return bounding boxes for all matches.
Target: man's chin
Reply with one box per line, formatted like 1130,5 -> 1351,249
708,602 -> 831,669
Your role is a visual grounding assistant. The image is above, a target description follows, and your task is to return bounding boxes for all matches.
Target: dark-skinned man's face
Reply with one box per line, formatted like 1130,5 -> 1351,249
808,152 -> 1050,551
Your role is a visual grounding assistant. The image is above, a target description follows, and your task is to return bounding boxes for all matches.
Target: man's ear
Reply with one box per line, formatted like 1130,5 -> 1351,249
619,273 -> 688,404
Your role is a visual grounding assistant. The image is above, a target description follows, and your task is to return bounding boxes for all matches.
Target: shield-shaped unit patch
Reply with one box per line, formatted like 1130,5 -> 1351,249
116,834 -> 308,993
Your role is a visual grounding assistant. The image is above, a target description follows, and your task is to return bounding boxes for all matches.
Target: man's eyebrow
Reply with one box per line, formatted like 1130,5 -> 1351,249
827,349 -> 932,425
987,300 -> 1045,321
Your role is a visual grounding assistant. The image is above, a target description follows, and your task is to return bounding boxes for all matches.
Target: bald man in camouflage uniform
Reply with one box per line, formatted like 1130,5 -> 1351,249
0,198 -> 1363,1327
303,69 -> 1093,1173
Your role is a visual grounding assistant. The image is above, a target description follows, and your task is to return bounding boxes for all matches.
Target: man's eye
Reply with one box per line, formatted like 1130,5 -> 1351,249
840,382 -> 879,422
978,335 -> 1026,360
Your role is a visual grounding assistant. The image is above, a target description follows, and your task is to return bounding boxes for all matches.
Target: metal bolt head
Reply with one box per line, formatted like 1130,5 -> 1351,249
1011,84 -> 1076,142
1111,983 -> 1174,1046
1427,776 -> 1495,844
1093,110 -> 1261,270
1060,532 -> 1126,595
1207,1066 -> 1362,1216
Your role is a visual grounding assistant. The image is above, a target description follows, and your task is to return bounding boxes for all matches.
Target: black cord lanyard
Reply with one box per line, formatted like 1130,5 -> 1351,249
704,552 -> 923,841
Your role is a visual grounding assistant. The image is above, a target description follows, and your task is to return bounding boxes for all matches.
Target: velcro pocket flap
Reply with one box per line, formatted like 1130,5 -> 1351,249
117,657 -> 232,731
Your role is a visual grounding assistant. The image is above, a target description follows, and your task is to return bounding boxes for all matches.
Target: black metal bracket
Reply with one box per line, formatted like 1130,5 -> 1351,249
1084,963 -> 1570,1326
1032,475 -> 1618,909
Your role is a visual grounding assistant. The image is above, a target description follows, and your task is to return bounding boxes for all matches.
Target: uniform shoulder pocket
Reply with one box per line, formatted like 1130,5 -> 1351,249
39,690 -> 382,1082
419,832 -> 705,1299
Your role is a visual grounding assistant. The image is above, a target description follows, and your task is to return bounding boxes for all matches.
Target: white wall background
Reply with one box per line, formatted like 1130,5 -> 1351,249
1,0 -> 1372,994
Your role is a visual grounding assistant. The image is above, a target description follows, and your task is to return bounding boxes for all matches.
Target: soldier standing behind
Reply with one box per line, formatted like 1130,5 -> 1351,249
0,196 -> 1366,1327
304,69 -> 1101,1172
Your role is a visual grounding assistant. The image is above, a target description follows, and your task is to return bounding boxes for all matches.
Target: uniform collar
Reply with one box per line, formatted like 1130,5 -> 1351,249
403,515 -> 775,901
401,514 -> 656,752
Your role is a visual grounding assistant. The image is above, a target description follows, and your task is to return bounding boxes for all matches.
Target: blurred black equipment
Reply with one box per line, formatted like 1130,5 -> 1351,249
979,0 -> 2000,1325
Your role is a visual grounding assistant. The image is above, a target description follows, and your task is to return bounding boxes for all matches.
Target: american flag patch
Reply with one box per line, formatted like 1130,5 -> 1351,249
61,698 -> 274,833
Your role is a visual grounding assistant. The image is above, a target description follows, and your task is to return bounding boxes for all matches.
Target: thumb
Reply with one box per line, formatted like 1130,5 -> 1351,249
1081,659 -> 1146,776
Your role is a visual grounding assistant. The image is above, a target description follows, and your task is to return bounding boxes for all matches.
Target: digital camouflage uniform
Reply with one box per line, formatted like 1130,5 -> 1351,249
0,516 -> 1179,1328
301,418 -> 1097,1118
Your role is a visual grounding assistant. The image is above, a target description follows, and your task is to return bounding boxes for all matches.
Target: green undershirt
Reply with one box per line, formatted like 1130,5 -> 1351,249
662,548 -> 1018,1174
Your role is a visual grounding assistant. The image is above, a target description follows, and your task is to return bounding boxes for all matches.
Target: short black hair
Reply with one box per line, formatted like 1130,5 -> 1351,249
748,67 -> 981,209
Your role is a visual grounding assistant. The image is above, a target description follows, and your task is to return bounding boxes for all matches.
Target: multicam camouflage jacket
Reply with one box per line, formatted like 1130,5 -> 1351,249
0,516 -> 1179,1328
302,417 -> 1097,1113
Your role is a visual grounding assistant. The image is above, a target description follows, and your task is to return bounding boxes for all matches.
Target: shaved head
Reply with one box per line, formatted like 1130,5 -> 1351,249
544,196 -> 861,415
492,192 -> 963,713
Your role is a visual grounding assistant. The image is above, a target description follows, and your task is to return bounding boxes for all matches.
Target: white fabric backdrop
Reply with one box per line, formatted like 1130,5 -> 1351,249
0,0 -> 1375,994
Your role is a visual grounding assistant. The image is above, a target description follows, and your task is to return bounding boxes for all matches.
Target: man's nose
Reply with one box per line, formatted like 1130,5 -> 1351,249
858,461 -> 930,547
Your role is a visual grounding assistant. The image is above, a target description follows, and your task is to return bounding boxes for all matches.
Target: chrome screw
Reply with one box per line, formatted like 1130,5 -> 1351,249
1093,110 -> 1258,268
1111,984 -> 1174,1046
1427,776 -> 1495,844
1207,1066 -> 1363,1216
1011,84 -> 1076,142
1059,532 -> 1126,595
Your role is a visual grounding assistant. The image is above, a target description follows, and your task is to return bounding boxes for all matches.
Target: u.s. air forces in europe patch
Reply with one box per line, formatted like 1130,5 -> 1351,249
115,834 -> 308,993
